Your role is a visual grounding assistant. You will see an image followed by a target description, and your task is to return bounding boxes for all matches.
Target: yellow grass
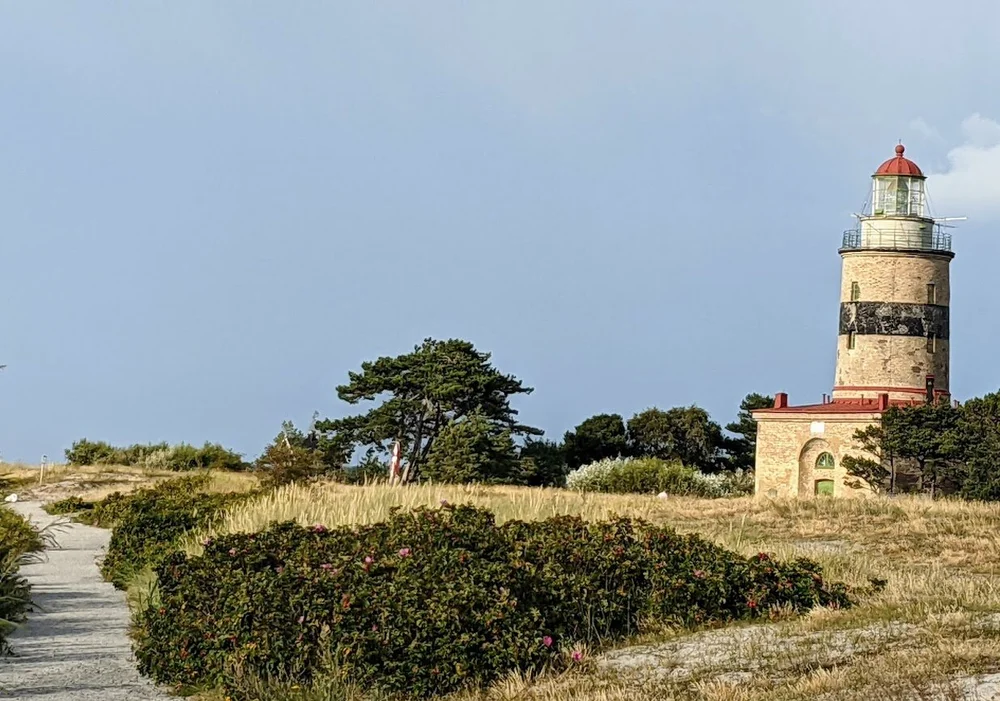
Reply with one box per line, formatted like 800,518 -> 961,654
186,481 -> 688,555
1,462 -> 259,503
183,483 -> 1000,699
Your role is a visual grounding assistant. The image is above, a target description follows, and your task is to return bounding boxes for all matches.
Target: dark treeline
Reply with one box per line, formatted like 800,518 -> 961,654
843,392 -> 1000,500
66,336 -> 1000,501
67,338 -> 768,489
268,338 -> 768,488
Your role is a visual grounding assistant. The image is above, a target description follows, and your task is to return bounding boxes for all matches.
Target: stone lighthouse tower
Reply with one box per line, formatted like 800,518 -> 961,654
834,144 -> 952,403
751,144 -> 958,499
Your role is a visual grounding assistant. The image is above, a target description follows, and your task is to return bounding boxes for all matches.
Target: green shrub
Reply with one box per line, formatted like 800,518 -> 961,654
120,442 -> 171,466
565,457 -> 749,497
98,476 -> 251,588
718,468 -> 755,497
64,439 -> 247,471
64,439 -> 119,466
78,490 -> 141,528
135,505 -> 851,698
78,474 -> 213,529
255,442 -> 328,488
0,505 -> 45,654
166,442 -> 247,471
43,496 -> 95,515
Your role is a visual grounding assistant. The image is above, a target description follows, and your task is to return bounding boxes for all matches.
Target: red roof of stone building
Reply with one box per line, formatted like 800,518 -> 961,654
874,144 -> 924,177
752,393 -> 929,416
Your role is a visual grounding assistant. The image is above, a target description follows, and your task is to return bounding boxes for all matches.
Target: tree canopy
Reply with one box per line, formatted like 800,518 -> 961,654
563,414 -> 628,469
627,406 -> 725,473
954,392 -> 1000,500
844,398 -> 969,497
841,422 -> 895,494
886,401 -> 961,497
517,438 -> 568,487
723,393 -> 774,472
421,411 -> 520,484
315,338 -> 540,482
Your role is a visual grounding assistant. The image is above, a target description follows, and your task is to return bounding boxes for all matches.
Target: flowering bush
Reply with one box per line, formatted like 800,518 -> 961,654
98,476 -> 254,588
566,457 -> 751,497
134,504 -> 851,698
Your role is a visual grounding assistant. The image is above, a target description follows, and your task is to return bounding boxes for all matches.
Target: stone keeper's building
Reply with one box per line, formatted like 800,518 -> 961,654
753,144 -> 957,498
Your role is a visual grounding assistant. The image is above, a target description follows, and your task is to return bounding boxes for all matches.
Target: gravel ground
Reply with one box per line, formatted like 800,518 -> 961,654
0,501 -> 170,700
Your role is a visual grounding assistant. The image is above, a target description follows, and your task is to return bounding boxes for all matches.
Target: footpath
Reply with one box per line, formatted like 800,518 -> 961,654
0,501 -> 169,700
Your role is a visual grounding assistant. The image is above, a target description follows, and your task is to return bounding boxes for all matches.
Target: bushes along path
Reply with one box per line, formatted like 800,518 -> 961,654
0,501 -> 168,700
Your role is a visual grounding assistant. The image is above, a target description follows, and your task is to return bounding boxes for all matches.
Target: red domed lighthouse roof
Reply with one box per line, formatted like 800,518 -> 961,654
875,144 -> 924,177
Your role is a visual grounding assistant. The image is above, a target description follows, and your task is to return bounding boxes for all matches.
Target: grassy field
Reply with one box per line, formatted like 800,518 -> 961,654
26,467 -> 1000,700
186,483 -> 1000,700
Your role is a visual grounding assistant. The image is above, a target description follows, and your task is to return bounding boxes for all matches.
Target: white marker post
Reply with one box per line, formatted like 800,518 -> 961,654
389,440 -> 402,486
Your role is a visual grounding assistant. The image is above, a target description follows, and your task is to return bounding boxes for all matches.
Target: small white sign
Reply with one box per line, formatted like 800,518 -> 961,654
810,421 -> 825,435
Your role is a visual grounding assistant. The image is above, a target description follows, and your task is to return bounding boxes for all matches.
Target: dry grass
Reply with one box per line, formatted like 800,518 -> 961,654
0,462 -> 258,503
181,483 -> 1000,699
184,481 -> 688,555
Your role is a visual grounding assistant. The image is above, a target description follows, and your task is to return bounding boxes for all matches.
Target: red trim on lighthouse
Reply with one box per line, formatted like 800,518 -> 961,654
833,385 -> 950,398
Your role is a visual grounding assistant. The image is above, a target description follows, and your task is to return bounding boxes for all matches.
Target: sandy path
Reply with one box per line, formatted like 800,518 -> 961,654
0,501 -> 170,700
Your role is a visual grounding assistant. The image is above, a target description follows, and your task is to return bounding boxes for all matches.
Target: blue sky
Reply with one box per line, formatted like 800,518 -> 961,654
3,3 -> 1000,462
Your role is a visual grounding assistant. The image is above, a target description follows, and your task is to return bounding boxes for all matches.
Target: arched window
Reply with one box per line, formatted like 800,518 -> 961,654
816,452 -> 835,470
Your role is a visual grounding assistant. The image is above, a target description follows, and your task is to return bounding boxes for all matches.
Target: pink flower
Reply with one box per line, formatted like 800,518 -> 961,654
364,556 -> 374,564
312,524 -> 327,534
202,538 -> 213,547
542,636 -> 553,648
228,548 -> 237,556
297,616 -> 305,624
398,548 -> 412,558
572,650 -> 583,662
320,563 -> 333,570
693,569 -> 706,579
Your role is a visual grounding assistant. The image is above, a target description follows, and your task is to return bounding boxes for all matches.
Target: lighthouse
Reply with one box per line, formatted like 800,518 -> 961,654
751,144 -> 959,499
835,144 -> 953,403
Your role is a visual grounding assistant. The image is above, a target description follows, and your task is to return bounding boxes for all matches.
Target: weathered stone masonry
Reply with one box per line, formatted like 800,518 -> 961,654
838,302 -> 949,339
752,144 -> 957,498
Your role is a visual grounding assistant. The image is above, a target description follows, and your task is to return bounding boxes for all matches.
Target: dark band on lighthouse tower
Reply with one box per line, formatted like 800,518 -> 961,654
832,144 -> 954,402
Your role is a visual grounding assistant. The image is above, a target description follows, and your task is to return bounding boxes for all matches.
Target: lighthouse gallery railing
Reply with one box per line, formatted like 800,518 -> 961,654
841,225 -> 952,252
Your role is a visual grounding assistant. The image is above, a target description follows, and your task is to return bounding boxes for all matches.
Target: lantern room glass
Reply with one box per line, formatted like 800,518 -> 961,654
872,176 -> 925,217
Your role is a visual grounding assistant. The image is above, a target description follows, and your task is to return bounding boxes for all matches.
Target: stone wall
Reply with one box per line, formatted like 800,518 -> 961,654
754,412 -> 881,499
834,336 -> 949,398
839,250 -> 951,305
834,249 -> 951,399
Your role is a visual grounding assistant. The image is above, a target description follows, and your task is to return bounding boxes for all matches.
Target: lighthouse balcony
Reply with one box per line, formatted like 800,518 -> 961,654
841,224 -> 952,253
